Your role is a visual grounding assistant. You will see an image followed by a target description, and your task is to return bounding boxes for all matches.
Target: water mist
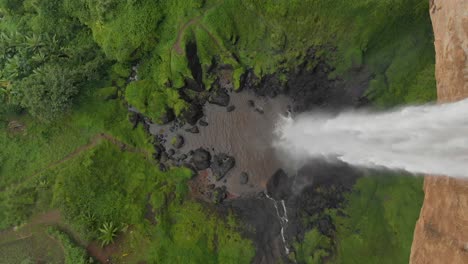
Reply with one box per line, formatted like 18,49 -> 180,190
274,99 -> 468,178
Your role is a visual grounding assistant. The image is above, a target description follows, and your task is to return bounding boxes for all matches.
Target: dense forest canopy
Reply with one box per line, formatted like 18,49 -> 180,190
1,0 -> 435,122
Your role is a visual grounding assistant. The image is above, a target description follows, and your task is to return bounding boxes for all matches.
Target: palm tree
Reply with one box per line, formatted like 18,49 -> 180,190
98,221 -> 119,247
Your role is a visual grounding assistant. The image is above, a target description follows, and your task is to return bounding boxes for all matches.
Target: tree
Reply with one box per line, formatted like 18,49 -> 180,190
98,221 -> 119,247
12,63 -> 78,121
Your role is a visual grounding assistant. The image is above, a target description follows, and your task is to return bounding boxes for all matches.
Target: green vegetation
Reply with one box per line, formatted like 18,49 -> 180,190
331,174 -> 425,264
98,222 -> 120,247
0,224 -> 65,264
47,227 -> 92,264
1,0 -> 436,263
293,228 -> 332,264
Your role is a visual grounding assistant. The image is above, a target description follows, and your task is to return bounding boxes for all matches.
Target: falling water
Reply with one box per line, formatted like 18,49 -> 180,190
274,99 -> 468,178
264,192 -> 290,254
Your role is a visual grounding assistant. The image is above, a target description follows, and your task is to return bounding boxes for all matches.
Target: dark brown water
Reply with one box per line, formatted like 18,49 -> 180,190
149,90 -> 290,195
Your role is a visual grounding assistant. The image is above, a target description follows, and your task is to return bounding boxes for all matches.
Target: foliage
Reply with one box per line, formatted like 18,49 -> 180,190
47,227 -> 92,264
125,80 -> 187,122
0,0 -> 106,120
146,201 -> 255,264
12,63 -> 78,121
330,174 -> 424,264
293,228 -> 332,264
98,222 -> 119,247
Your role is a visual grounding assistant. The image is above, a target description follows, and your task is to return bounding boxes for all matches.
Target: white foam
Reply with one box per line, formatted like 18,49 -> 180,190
274,99 -> 468,178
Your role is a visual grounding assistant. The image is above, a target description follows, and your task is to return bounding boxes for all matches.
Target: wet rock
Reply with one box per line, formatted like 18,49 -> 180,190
266,169 -> 291,200
160,152 -> 169,163
182,103 -> 204,126
226,105 -> 236,112
191,148 -> 212,170
182,163 -> 197,178
152,145 -> 164,160
240,69 -> 260,91
199,120 -> 208,127
212,186 -> 227,204
208,88 -> 230,107
240,172 -> 249,184
185,126 -> 199,134
167,149 -> 175,157
186,42 -> 204,87
160,108 -> 175,124
159,163 -> 167,172
128,112 -> 141,129
185,78 -> 204,92
211,153 -> 235,181
256,74 -> 285,98
172,135 -> 184,149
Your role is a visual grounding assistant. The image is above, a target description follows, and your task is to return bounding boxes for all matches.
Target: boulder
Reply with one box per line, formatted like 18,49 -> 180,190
190,148 -> 211,170
208,88 -> 230,106
172,135 -> 184,149
226,105 -> 236,112
185,126 -> 200,134
240,172 -> 249,184
266,169 -> 290,200
211,153 -> 235,181
182,103 -> 204,126
199,120 -> 208,127
212,186 -> 227,204
239,69 -> 260,91
160,108 -> 175,124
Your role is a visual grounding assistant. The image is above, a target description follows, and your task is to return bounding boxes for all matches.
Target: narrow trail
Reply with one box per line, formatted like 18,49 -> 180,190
28,133 -> 150,179
172,3 -> 223,55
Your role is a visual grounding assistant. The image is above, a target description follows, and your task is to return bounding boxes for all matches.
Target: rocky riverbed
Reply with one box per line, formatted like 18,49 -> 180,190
128,47 -> 371,263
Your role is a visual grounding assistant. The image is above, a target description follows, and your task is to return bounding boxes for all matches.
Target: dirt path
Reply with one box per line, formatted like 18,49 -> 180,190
172,3 -> 222,55
28,133 -> 149,179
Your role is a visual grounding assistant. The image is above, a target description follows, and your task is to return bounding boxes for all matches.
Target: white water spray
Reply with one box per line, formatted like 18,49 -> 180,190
274,99 -> 468,178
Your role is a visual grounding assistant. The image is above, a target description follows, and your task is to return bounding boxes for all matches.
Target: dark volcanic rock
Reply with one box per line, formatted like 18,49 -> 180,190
266,169 -> 291,200
185,126 -> 199,134
185,78 -> 204,92
152,145 -> 164,160
211,153 -> 235,181
186,42 -> 204,87
190,148 -> 211,170
160,108 -> 175,124
128,112 -> 142,129
159,163 -> 167,172
208,88 -> 230,106
256,74 -> 284,98
226,105 -> 236,112
239,69 -> 260,91
172,135 -> 184,149
199,120 -> 208,127
212,186 -> 227,204
240,172 -> 249,184
182,103 -> 204,126
167,149 -> 175,157
160,152 -> 168,163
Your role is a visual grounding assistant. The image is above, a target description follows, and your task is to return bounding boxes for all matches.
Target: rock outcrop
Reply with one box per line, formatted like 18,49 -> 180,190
410,1 -> 468,263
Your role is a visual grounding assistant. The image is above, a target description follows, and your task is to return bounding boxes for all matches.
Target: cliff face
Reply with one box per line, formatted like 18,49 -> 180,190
410,0 -> 468,263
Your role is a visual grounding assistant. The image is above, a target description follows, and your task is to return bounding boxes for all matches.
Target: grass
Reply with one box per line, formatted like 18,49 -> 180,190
330,174 -> 425,264
0,227 -> 65,264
